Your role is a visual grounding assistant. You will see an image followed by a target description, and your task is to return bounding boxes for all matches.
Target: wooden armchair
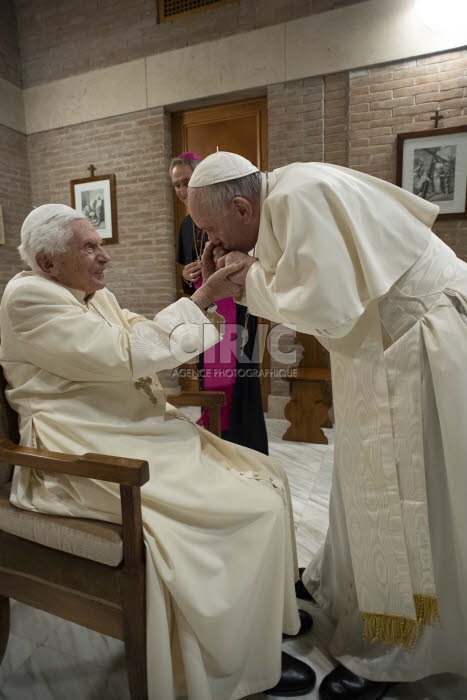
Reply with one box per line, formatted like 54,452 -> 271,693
0,368 -> 225,700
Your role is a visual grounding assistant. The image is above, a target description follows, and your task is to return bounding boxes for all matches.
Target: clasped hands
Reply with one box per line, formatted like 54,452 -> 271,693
190,242 -> 257,310
202,241 -> 257,285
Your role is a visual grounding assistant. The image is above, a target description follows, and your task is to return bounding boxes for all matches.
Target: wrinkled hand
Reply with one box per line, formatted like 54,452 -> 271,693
191,261 -> 245,309
216,251 -> 258,285
182,261 -> 202,282
213,244 -> 227,265
200,242 -> 224,282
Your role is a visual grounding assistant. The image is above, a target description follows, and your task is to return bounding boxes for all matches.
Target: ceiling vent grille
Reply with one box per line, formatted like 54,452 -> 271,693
158,0 -> 236,22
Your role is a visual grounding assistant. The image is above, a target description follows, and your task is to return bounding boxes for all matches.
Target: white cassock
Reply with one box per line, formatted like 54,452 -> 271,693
0,272 -> 300,700
243,162 -> 467,682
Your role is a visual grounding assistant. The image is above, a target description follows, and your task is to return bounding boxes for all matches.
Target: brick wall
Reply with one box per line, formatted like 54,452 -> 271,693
324,72 -> 349,166
0,126 -> 31,299
27,107 -> 178,387
0,0 -> 22,86
349,48 -> 467,260
267,72 -> 350,172
15,0 -> 366,88
268,77 -> 324,169
0,1 -> 27,296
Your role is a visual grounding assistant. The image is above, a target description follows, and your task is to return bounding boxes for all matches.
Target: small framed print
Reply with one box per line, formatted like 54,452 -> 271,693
70,173 -> 118,243
396,125 -> 467,219
0,205 -> 4,244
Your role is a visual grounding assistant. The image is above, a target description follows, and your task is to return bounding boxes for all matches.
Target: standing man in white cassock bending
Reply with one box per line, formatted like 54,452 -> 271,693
0,204 -> 317,700
187,152 -> 467,700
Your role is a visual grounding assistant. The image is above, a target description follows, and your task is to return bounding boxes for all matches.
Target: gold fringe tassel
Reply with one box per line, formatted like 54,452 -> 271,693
414,593 -> 440,626
362,595 -> 440,648
362,612 -> 420,648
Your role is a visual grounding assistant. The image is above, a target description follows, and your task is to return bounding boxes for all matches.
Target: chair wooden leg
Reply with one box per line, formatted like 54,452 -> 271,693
121,571 -> 148,700
0,596 -> 10,664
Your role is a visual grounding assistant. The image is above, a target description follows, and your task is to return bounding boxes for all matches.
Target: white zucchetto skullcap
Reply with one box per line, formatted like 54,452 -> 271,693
21,204 -> 85,237
188,151 -> 259,188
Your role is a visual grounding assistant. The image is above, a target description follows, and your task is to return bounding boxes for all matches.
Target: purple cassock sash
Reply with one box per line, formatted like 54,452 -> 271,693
193,277 -> 237,432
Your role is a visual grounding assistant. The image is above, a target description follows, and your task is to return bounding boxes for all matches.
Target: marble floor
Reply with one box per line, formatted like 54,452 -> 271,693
1,418 -> 466,699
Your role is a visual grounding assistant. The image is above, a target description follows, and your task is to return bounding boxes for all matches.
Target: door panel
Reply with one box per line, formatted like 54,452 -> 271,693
172,97 -> 268,247
185,115 -> 259,167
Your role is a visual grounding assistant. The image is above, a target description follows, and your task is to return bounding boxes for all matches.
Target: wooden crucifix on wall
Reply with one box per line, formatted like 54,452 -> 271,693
430,108 -> 444,129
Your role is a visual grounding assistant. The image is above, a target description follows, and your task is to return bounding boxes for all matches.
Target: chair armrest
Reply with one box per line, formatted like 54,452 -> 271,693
168,391 -> 226,409
0,438 -> 149,487
0,438 -> 148,582
168,391 -> 226,437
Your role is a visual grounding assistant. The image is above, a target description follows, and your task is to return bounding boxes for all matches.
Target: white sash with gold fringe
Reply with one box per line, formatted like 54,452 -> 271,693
317,236 -> 459,647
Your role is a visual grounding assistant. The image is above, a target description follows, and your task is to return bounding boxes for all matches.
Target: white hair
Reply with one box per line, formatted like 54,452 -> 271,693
19,210 -> 86,273
188,172 -> 262,213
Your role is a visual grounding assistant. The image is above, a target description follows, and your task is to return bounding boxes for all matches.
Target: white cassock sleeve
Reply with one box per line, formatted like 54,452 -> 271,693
127,297 -> 223,378
244,165 -> 438,339
5,281 -> 221,382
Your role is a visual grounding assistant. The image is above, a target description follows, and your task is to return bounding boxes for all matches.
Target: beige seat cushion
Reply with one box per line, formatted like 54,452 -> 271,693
0,484 -> 123,567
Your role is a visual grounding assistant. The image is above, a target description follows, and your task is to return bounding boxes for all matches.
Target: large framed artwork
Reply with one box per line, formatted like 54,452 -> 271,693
396,125 -> 467,219
70,173 -> 118,243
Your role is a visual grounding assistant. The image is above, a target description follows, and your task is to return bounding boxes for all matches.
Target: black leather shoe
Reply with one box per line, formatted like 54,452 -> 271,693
283,608 -> 313,639
320,664 -> 394,700
295,567 -> 318,604
266,652 -> 316,696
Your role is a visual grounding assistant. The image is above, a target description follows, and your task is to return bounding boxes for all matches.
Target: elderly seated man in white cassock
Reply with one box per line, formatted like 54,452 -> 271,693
0,204 -> 317,700
187,152 -> 467,700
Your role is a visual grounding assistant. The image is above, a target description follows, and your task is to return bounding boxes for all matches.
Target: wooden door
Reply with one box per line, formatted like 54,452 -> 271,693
171,97 -> 270,405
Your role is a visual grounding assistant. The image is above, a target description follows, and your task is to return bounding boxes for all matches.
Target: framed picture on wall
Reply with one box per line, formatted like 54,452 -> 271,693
396,125 -> 467,219
70,173 -> 118,243
0,205 -> 5,245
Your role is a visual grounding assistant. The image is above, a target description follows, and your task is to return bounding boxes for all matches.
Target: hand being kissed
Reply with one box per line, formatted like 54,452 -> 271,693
200,242 -> 258,292
215,248 -> 258,285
